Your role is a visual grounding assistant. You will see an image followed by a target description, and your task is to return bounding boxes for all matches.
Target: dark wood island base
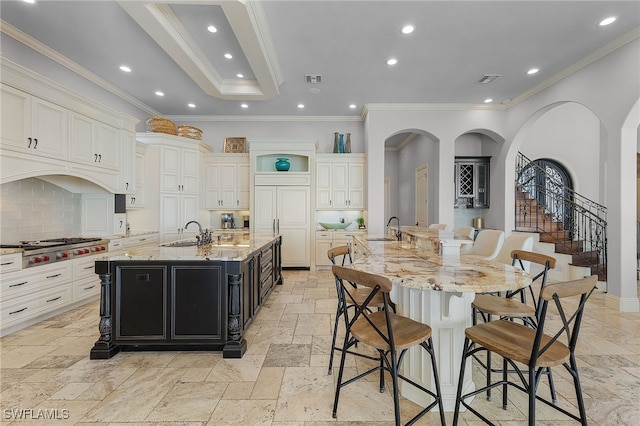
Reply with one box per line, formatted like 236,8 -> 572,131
90,235 -> 281,360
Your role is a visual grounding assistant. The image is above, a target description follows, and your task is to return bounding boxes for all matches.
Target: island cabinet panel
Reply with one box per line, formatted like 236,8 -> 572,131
171,265 -> 224,339
115,265 -> 166,339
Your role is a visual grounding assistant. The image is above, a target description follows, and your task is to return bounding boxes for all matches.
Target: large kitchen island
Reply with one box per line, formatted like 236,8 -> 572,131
89,233 -> 281,360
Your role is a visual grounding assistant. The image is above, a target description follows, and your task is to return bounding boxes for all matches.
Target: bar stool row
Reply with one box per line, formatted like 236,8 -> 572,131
327,245 -> 597,426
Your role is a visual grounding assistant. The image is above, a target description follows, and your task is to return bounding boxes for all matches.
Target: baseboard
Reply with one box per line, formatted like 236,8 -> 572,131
605,293 -> 640,312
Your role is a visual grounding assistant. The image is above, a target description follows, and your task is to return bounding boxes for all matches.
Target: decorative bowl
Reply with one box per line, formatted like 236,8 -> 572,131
319,221 -> 352,230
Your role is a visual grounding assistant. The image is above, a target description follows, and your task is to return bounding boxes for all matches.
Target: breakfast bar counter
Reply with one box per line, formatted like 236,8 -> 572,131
89,233 -> 282,360
350,233 -> 530,411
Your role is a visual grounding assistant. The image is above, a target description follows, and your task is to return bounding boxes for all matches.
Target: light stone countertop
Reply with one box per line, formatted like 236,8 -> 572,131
351,233 -> 530,293
96,233 -> 279,262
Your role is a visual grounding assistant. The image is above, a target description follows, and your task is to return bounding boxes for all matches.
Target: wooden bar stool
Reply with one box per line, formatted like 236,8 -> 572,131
471,250 -> 557,402
331,265 -> 446,426
453,275 -> 597,426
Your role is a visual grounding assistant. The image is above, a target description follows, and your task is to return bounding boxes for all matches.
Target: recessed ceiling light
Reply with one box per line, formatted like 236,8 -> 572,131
401,24 -> 415,34
23,0 -> 35,4
349,104 -> 357,109
598,16 -> 617,27
188,103 -> 196,108
236,73 -> 244,78
526,68 -> 539,75
119,65 -> 131,73
241,103 -> 248,109
155,91 -> 164,97
386,58 -> 398,66
224,53 -> 233,59
484,98 -> 493,103
297,104 -> 305,109
207,25 -> 217,33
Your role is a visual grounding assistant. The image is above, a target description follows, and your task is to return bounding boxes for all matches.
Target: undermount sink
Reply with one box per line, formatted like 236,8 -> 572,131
161,240 -> 199,248
365,237 -> 397,242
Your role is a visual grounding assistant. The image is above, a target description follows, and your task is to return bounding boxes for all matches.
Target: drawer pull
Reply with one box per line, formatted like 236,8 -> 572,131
9,307 -> 27,315
84,266 -> 95,270
9,281 -> 28,288
139,238 -> 147,242
84,285 -> 96,290
136,274 -> 150,282
46,296 -> 62,303
46,273 -> 62,279
1,261 -> 15,266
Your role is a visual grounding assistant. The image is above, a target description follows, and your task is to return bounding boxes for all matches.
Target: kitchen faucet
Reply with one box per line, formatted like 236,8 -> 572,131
386,216 -> 402,241
184,220 -> 212,246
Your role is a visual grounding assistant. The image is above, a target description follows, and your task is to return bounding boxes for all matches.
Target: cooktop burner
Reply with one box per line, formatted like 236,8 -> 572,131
1,237 -> 110,268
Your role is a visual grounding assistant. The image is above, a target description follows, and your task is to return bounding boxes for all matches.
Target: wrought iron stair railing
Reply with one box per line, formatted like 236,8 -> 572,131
515,152 -> 607,280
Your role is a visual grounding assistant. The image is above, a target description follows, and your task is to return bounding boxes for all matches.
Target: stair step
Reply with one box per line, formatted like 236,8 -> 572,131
571,250 -> 599,266
555,240 -> 585,254
515,221 -> 564,232
536,231 -> 572,243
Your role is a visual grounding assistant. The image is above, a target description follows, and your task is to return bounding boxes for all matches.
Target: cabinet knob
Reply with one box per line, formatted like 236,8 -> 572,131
27,137 -> 32,148
33,138 -> 38,149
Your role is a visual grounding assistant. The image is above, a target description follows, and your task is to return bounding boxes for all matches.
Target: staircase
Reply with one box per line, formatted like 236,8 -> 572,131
515,153 -> 607,282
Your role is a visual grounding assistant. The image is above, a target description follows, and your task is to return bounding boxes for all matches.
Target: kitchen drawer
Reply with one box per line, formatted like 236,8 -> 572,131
316,231 -> 332,240
1,283 -> 72,329
108,239 -> 125,252
125,233 -> 158,248
73,253 -> 104,281
1,263 -> 72,300
0,253 -> 22,273
73,276 -> 100,302
333,231 -> 363,243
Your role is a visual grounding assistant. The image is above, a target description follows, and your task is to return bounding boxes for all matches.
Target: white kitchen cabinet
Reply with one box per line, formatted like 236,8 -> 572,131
160,193 -> 199,241
118,130 -> 136,194
0,253 -> 22,274
127,147 -> 146,208
315,230 -> 363,267
203,153 -> 250,210
315,154 -> 365,209
68,112 -> 118,171
254,185 -> 310,267
72,253 -> 103,302
160,144 -> 199,194
1,85 -> 68,161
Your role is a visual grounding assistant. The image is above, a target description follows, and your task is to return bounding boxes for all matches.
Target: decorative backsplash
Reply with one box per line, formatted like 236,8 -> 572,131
0,178 -> 82,243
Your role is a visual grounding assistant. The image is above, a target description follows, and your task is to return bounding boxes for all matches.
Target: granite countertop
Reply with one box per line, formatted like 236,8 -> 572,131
107,230 -> 159,240
97,232 -> 279,262
0,247 -> 23,255
351,234 -> 530,293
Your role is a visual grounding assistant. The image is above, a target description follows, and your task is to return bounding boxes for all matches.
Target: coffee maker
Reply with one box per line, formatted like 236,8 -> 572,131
221,213 -> 234,229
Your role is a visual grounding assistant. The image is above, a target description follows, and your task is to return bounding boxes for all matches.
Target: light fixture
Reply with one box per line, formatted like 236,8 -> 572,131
119,65 -> 131,73
297,104 -> 305,109
484,98 -> 493,103
224,53 -> 233,59
188,103 -> 196,108
240,103 -> 248,109
207,25 -> 217,33
155,91 -> 164,97
598,16 -> 617,27
386,58 -> 398,66
401,24 -> 415,34
349,104 -> 357,109
236,73 -> 244,78
22,0 -> 35,4
526,68 -> 539,75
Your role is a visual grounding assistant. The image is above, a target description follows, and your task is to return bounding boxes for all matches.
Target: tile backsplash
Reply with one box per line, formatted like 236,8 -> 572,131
0,178 -> 82,243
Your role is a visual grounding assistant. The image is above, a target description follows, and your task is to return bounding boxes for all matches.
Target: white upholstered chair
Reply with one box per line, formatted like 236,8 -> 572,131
460,229 -> 504,260
453,226 -> 475,240
492,234 -> 534,271
428,223 -> 449,230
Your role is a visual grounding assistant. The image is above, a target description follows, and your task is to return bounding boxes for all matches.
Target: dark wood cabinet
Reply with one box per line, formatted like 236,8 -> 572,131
115,265 -> 166,339
454,156 -> 490,208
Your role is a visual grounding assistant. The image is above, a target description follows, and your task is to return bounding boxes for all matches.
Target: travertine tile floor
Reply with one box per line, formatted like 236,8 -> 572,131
1,269 -> 639,425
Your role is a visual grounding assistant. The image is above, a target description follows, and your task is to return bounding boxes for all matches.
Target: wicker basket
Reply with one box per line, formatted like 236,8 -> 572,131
177,125 -> 203,140
145,116 -> 177,135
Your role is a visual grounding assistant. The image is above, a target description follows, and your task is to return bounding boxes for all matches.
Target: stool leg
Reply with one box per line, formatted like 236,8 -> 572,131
328,300 -> 343,374
453,338 -> 471,425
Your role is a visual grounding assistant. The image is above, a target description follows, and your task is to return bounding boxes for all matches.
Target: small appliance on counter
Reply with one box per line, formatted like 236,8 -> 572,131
221,212 -> 235,229
243,215 -> 250,228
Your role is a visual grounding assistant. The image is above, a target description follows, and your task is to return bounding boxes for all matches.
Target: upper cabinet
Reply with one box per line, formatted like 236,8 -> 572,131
1,85 -> 67,161
69,113 -> 119,171
454,156 -> 490,208
316,153 -> 365,209
203,153 -> 250,210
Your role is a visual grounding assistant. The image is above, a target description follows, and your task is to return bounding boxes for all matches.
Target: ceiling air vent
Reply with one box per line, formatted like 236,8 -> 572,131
476,74 -> 502,84
305,74 -> 322,84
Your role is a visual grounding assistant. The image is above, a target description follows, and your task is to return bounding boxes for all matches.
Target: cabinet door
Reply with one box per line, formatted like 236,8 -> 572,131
219,163 -> 237,208
237,162 -> 250,209
181,194 -> 200,238
474,162 -> 490,208
277,186 -> 310,267
171,265 -> 225,340
95,123 -> 119,170
315,239 -> 333,266
115,265 -> 167,340
316,163 -> 332,208
128,151 -> 145,208
204,163 -> 222,208
347,162 -> 365,208
69,112 -> 95,165
254,186 -> 277,233
161,146 -> 182,193
331,163 -> 349,208
181,148 -> 200,194
118,130 -> 135,192
0,85 -> 31,151
160,193 -> 181,236
31,97 -> 67,160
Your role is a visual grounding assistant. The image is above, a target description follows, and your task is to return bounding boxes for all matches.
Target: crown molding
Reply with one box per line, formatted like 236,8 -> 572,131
166,114 -> 363,122
364,103 -> 507,113
0,19 -> 159,116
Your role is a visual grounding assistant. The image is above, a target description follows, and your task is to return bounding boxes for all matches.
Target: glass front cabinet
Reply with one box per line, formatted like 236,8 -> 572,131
454,156 -> 490,208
